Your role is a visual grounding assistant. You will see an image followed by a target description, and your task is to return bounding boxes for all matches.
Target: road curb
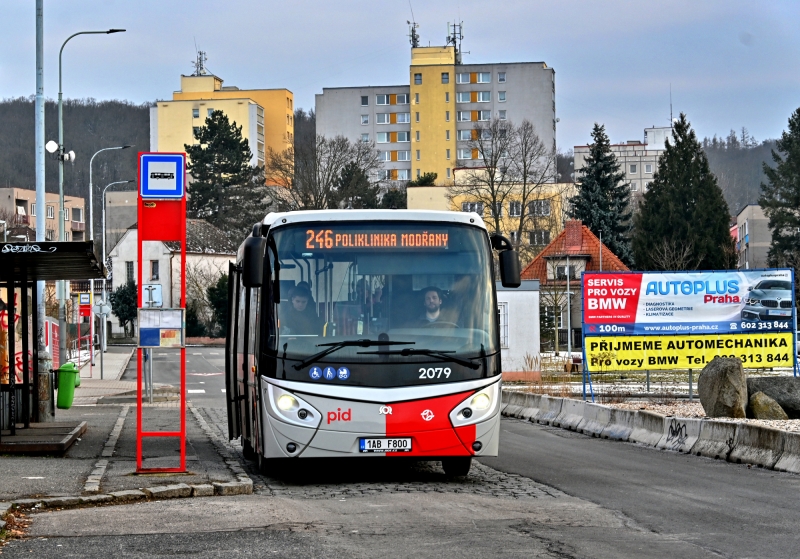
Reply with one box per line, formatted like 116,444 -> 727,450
501,389 -> 800,473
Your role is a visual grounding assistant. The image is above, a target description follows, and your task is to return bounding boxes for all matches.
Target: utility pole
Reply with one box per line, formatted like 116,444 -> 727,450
35,0 -> 48,387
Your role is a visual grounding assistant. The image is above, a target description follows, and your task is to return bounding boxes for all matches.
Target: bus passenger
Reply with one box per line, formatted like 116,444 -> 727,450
281,285 -> 323,335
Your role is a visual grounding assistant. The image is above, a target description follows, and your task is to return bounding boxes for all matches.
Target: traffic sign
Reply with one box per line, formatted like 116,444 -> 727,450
139,153 -> 186,199
93,303 -> 111,315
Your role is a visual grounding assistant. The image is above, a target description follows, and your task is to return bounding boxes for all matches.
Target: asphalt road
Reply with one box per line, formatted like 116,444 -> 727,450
121,346 -> 226,407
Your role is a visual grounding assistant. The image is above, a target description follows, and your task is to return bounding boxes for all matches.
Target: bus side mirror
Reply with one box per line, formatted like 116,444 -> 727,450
491,234 -> 521,288
242,237 -> 267,288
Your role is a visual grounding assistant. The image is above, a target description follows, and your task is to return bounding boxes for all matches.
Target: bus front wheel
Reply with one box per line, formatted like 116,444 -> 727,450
442,457 -> 472,477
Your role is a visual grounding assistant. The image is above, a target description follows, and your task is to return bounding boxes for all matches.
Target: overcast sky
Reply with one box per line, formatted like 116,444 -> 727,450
2,0 -> 799,150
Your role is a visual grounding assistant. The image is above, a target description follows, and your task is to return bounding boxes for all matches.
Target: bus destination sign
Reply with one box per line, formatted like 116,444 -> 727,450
305,229 -> 449,250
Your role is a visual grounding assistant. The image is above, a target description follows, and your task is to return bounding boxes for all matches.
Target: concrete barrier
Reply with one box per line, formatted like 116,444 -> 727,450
690,420 -> 737,460
518,393 -> 542,421
580,403 -> 613,437
600,408 -> 635,441
729,423 -> 785,469
656,417 -> 702,453
773,432 -> 800,474
630,411 -> 666,446
552,398 -> 586,431
534,396 -> 564,425
502,391 -> 528,418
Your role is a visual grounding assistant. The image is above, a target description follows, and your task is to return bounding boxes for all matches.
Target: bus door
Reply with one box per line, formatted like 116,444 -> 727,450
225,262 -> 241,440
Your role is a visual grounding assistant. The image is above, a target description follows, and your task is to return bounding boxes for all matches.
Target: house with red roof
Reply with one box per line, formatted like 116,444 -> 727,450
521,219 -> 629,351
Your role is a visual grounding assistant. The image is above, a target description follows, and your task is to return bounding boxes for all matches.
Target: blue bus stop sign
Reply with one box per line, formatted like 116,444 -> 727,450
139,153 -> 186,199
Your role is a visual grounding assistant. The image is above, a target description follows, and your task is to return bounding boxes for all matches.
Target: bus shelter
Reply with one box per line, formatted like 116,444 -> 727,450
0,241 -> 105,452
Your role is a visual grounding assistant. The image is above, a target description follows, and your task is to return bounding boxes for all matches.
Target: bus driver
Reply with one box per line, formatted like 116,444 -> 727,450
413,286 -> 458,327
281,285 -> 323,335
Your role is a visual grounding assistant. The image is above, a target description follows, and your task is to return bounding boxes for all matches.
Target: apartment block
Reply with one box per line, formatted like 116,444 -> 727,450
0,187 -> 85,242
573,126 -> 671,195
316,40 -> 555,186
150,56 -> 293,167
736,204 -> 771,269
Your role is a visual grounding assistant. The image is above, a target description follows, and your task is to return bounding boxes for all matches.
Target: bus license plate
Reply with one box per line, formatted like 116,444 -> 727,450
359,438 -> 412,453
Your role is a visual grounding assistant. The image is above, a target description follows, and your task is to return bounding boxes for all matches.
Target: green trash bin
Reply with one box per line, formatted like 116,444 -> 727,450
56,363 -> 79,409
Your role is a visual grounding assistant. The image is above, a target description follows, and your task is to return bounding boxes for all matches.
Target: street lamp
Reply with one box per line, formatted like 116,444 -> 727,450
55,27 -> 126,367
88,145 -> 132,366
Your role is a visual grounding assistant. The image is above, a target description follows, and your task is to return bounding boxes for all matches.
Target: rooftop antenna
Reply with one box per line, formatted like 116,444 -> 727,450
669,83 -> 674,127
407,1 -> 419,48
192,49 -> 209,76
446,21 -> 465,63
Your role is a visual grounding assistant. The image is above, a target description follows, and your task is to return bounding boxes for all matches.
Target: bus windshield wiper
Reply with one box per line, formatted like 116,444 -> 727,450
358,348 -> 480,370
292,339 -> 415,370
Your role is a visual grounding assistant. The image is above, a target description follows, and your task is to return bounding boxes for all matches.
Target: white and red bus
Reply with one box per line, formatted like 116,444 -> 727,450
225,209 -> 520,476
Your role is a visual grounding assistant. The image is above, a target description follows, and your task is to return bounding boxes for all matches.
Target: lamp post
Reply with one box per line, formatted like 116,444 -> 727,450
56,28 -> 125,366
101,180 -> 134,364
89,146 -> 131,366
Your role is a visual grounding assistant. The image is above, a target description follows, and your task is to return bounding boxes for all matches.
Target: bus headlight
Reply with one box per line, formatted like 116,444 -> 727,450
277,394 -> 297,411
449,381 -> 500,427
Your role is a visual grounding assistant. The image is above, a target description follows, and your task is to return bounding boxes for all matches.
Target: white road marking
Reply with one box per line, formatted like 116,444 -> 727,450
187,389 -> 206,394
192,353 -> 202,355
209,352 -> 220,355
221,389 -> 226,393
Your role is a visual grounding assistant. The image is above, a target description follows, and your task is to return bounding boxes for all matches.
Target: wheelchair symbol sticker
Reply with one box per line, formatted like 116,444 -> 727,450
309,367 -> 322,380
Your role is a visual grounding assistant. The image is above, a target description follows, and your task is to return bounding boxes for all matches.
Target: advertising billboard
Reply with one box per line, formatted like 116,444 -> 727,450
582,269 -> 796,372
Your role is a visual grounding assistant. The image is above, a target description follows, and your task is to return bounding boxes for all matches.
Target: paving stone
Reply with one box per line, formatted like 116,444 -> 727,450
79,494 -> 113,504
143,484 -> 192,499
42,496 -> 80,508
191,484 -> 215,497
12,499 -> 43,508
109,490 -> 147,502
213,481 -> 253,496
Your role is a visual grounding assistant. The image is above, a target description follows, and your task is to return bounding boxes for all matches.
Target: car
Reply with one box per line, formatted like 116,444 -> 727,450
741,279 -> 794,321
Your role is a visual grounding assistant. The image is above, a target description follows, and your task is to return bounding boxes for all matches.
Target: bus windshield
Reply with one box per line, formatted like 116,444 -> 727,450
267,221 -> 498,366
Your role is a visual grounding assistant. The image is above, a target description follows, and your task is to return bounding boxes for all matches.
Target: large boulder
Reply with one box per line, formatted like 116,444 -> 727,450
747,391 -> 789,420
747,377 -> 800,419
698,357 -> 747,418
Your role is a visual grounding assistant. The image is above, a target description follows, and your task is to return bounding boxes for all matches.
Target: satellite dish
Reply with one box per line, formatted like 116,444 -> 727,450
45,140 -> 59,154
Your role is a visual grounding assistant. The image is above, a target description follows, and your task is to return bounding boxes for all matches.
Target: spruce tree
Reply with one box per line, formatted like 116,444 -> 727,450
633,113 -> 735,270
185,110 -> 269,239
335,161 -> 380,208
759,107 -> 800,267
568,123 -> 633,266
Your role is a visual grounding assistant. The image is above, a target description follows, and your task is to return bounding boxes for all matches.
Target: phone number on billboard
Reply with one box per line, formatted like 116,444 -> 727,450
740,321 -> 790,330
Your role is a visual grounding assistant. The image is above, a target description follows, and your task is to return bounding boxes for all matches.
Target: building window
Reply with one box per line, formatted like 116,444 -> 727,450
380,151 -> 391,161
193,126 -> 201,137
30,203 -> 36,216
397,151 -> 410,161
457,111 -> 471,122
207,108 -> 214,117
498,91 -> 506,102
477,72 -> 490,83
458,129 -> 472,141
477,91 -> 491,102
192,108 -> 199,118
72,207 -> 82,222
361,96 -> 369,106
65,231 -> 70,241
414,73 -> 422,85
556,265 -> 576,280
416,150 -> 420,161
509,201 -> 521,217
445,111 -> 450,122
445,130 -> 450,141
361,133 -> 370,143
491,203 -> 503,218
126,261 -> 134,284
396,169 -> 409,180
376,94 -> 389,105
397,112 -> 411,123
446,149 -> 451,160
151,260 -> 159,280
456,92 -> 470,103
478,110 -> 491,121
445,92 -> 450,102
530,230 -> 551,246
441,72 -> 450,84
446,168 -> 451,178
456,73 -> 470,84
498,72 -> 506,83
379,170 -> 391,180
630,182 -> 638,191
498,301 -> 509,348
644,182 -> 650,191
361,115 -> 369,125
499,110 -> 507,120
397,131 -> 410,142
458,148 -> 473,160
46,205 -> 54,219
645,164 -> 653,173
397,93 -> 409,104
65,209 -> 70,222
415,93 -> 419,104
415,112 -> 420,122
629,164 -> 637,174
461,202 -> 484,214
377,132 -> 390,143
528,200 -> 551,216
377,113 -> 390,124
416,169 -> 421,178
415,131 -> 420,142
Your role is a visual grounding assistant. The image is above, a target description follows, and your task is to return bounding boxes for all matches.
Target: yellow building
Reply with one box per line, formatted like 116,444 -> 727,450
151,62 -> 293,168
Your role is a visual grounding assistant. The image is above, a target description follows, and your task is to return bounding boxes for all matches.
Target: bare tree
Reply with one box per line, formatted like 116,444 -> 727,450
649,239 -> 704,270
185,261 -> 228,334
264,135 -> 384,211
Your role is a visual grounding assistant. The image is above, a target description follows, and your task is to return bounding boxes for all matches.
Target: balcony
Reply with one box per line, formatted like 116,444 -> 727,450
13,214 -> 29,225
71,221 -> 85,232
